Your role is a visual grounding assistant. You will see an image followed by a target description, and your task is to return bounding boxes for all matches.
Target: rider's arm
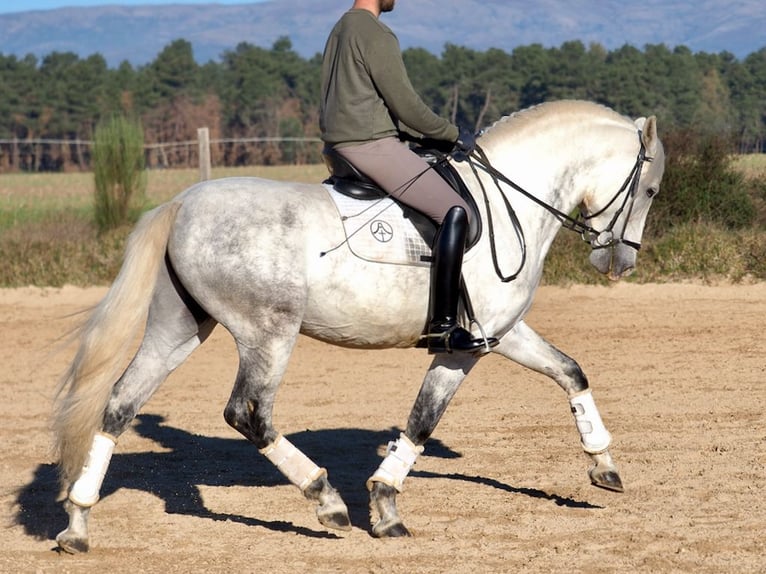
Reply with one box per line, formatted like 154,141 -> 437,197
365,23 -> 458,143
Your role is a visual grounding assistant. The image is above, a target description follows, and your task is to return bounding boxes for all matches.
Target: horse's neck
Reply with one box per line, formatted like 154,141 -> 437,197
475,119 -> 631,216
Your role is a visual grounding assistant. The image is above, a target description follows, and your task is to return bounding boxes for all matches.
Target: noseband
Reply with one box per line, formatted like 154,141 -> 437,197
465,131 -> 653,282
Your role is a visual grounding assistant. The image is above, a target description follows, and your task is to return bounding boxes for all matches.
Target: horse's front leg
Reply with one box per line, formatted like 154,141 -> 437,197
368,353 -> 479,537
496,320 -> 623,492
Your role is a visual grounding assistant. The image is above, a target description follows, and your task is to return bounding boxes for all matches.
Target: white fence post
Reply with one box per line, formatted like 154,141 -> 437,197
197,127 -> 211,181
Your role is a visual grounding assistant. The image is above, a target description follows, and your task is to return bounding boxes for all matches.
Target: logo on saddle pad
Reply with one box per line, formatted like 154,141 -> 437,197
370,220 -> 394,243
324,185 -> 432,267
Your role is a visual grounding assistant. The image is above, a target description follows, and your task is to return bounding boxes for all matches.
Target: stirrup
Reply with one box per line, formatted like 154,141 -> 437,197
425,324 -> 498,355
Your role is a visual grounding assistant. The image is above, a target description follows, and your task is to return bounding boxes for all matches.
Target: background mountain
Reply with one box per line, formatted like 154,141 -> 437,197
1,0 -> 765,67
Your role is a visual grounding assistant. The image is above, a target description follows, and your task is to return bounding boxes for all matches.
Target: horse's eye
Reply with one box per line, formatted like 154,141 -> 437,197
646,187 -> 658,198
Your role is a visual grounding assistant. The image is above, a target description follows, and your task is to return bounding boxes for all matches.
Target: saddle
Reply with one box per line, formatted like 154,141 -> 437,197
322,146 -> 482,251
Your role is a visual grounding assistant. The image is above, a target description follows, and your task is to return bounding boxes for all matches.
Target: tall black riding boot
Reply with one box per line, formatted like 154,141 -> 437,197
426,206 -> 498,354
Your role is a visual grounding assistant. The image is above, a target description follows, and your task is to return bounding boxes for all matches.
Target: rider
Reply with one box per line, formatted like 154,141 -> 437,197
319,0 -> 498,354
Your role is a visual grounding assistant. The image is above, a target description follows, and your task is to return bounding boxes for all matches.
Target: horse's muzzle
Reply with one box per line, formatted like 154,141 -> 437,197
589,243 -> 637,280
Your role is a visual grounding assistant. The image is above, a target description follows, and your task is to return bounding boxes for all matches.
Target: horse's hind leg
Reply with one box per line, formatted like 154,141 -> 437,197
495,320 -> 623,492
223,337 -> 351,532
56,264 -> 216,553
368,353 -> 479,537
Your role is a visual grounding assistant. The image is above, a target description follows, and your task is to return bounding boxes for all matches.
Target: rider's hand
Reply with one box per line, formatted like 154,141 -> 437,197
453,126 -> 476,161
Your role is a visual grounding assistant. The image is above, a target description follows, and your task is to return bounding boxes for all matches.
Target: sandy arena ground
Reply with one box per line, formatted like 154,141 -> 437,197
1,282 -> 764,573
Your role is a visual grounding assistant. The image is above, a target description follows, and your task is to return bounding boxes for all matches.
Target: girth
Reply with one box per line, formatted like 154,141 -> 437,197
322,146 -> 482,250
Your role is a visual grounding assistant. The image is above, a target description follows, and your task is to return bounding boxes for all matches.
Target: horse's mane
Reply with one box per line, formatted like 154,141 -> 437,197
482,100 -> 633,140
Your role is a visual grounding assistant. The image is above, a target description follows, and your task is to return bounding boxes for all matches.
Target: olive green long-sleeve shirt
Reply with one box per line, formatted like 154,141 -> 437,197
320,9 -> 458,148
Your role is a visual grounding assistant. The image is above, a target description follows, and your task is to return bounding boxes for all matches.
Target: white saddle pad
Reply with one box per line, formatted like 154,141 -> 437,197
324,185 -> 432,267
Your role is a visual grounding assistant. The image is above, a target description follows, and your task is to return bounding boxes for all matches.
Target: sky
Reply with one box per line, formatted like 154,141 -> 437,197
0,0 -> 268,14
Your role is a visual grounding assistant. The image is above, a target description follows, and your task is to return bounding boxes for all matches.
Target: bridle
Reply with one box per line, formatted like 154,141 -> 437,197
572,133 -> 653,252
459,131 -> 653,282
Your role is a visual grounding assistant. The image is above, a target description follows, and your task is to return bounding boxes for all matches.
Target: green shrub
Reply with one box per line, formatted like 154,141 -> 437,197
641,222 -> 766,282
543,221 -> 766,284
93,115 -> 147,232
0,214 -> 129,287
647,130 -> 757,235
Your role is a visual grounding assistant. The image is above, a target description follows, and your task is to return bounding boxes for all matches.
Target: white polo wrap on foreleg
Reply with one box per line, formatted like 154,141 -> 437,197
68,432 -> 117,507
259,435 -> 326,491
569,389 -> 612,453
366,433 -> 424,492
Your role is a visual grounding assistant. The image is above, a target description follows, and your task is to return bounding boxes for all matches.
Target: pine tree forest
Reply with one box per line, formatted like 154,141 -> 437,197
1,37 -> 765,172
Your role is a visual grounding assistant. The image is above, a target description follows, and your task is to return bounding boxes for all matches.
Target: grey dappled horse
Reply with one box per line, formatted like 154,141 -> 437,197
53,100 -> 665,552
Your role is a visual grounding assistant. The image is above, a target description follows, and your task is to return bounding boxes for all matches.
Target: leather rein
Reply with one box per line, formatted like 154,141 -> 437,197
452,132 -> 653,282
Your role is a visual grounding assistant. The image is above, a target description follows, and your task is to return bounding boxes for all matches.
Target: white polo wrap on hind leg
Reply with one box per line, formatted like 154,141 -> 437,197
366,433 -> 424,492
69,432 -> 117,507
569,389 -> 612,454
259,435 -> 326,491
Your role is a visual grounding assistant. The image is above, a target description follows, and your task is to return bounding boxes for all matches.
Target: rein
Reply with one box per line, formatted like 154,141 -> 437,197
463,132 -> 652,282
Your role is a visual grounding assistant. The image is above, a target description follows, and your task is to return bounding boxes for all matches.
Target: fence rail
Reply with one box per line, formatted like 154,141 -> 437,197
0,135 -> 324,173
0,137 -> 322,146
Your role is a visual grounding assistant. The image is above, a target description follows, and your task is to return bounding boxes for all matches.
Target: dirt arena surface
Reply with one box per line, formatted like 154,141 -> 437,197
2,282 -> 764,573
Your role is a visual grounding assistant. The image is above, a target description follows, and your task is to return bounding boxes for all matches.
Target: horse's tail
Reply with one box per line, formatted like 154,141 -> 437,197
53,201 -> 182,487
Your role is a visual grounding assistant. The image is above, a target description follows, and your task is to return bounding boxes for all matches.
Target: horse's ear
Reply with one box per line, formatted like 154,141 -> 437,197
637,115 -> 659,157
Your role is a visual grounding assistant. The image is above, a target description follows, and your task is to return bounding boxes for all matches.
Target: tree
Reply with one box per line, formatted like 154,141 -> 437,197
511,43 -> 551,109
543,41 -> 605,102
139,39 -> 200,105
3,38 -> 766,171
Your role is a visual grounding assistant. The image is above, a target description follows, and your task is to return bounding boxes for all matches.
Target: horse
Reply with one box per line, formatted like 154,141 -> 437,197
52,100 -> 665,552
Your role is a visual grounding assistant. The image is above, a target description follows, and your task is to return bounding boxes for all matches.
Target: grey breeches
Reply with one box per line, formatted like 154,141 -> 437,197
335,137 -> 470,226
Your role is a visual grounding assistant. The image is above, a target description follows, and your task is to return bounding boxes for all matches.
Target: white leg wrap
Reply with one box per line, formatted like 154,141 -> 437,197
259,435 -> 326,491
366,433 -> 424,493
569,389 -> 612,453
69,432 -> 117,507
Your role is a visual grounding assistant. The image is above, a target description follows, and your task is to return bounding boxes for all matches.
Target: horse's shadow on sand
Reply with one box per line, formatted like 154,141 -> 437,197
14,414 -> 601,542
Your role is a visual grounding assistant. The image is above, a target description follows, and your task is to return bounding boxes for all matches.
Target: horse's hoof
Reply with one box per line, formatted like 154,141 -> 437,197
56,530 -> 89,554
317,503 -> 352,531
372,518 -> 411,538
589,468 -> 624,492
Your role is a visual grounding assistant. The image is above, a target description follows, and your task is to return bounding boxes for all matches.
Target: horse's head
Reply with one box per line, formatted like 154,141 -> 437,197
583,116 -> 665,280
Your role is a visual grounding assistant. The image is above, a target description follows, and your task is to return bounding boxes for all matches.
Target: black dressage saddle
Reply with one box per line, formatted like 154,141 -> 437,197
322,145 -> 482,251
